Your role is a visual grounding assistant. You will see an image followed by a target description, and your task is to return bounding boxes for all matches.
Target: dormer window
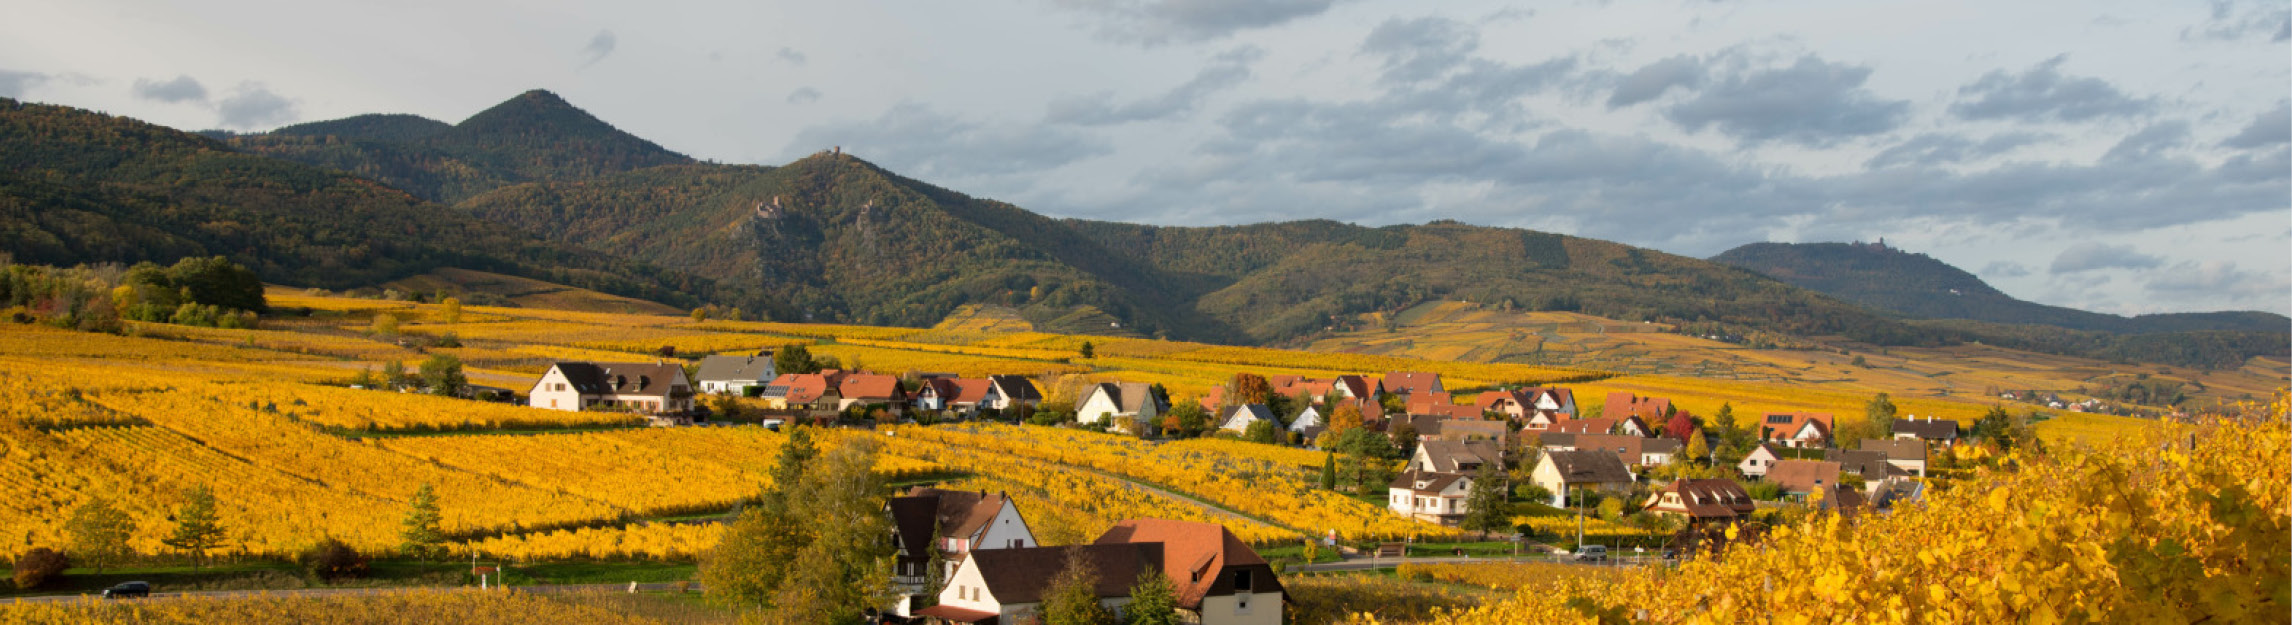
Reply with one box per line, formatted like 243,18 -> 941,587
1233,570 -> 1253,592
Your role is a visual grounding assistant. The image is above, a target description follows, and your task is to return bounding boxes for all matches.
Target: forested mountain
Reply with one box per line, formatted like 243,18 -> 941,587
1711,242 -> 2287,333
0,97 -> 726,308
222,90 -> 691,203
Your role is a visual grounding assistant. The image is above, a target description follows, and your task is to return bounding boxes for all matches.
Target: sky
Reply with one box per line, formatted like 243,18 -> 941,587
3,0 -> 2288,317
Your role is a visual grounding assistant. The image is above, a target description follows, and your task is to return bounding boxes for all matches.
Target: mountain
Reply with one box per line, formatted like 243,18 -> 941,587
1710,242 -> 2288,333
0,97 -> 725,308
224,89 -> 691,203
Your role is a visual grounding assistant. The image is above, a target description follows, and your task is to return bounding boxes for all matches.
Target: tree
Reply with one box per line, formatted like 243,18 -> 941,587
1229,373 -> 1273,407
161,485 -> 227,568
1460,462 -> 1513,534
419,354 -> 465,396
1391,421 -> 1420,455
349,366 -> 376,389
1079,341 -> 1095,359
65,498 -> 134,574
1244,419 -> 1278,444
439,297 -> 462,324
1162,402 -> 1209,439
1319,452 -> 1338,490
1125,565 -> 1181,625
1040,546 -> 1116,625
1686,430 -> 1711,465
775,344 -> 818,375
400,484 -> 444,560
12,548 -> 67,590
381,360 -> 408,390
759,440 -> 895,624
1326,402 -> 1364,436
369,312 -> 399,337
767,427 -> 821,513
917,518 -> 949,610
1866,393 -> 1898,431
691,307 -> 710,322
304,537 -> 370,581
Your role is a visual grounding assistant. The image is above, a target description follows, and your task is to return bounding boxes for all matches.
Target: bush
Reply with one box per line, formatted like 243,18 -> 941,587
12,547 -> 68,590
1514,483 -> 1553,503
303,538 -> 370,581
1744,481 -> 1783,501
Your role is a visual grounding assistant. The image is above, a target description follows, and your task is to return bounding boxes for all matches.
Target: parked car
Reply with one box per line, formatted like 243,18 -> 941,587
1571,545 -> 1608,562
101,581 -> 150,598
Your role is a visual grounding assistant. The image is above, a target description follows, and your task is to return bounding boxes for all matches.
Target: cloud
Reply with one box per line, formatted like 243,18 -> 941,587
0,69 -> 49,98
786,102 -> 1112,181
215,82 -> 298,129
1949,56 -> 2152,122
2141,260 -> 2287,308
1359,16 -> 1479,85
786,87 -> 821,105
2101,121 -> 2192,162
1606,55 -> 1703,108
776,47 -> 807,65
1981,261 -> 2031,278
2182,0 -> 2292,42
2223,102 -> 2289,149
1050,0 -> 1349,45
1047,46 -> 1260,125
580,29 -> 617,68
131,75 -> 208,104
1665,55 -> 1909,145
2049,242 -> 2164,274
1865,132 -> 2048,168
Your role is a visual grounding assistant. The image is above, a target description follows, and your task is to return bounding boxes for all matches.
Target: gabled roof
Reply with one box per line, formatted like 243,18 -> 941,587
966,543 -> 1159,605
1825,449 -> 1899,479
890,488 -> 1014,551
1288,406 -> 1324,431
1090,382 -> 1162,414
838,373 -> 904,402
1388,469 -> 1468,494
548,362 -> 686,398
948,378 -> 995,405
1574,434 -> 1679,466
766,373 -> 829,403
1554,418 -> 1618,435
1647,478 -> 1756,519
1383,372 -> 1442,396
1766,459 -> 1842,494
1602,392 -> 1672,422
1095,519 -> 1280,609
1540,449 -> 1635,484
1860,439 -> 1926,463
1892,417 -> 1960,439
989,375 -> 1042,401
694,354 -> 774,383
1521,387 -> 1575,410
1333,375 -> 1379,399
1433,419 -> 1508,442
1219,404 -> 1276,430
1417,439 -> 1504,473
1760,412 -> 1835,442
1473,388 -> 1531,412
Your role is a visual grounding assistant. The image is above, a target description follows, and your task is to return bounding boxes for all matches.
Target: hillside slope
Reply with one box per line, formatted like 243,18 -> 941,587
223,90 -> 692,203
0,97 -> 721,308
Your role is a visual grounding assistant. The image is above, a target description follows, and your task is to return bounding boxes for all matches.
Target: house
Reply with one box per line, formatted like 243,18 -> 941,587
911,377 -> 960,413
1407,399 -> 1479,420
1080,382 -> 1165,428
760,373 -> 835,411
1738,443 -> 1785,478
1825,449 -> 1906,494
1388,470 -> 1475,525
1521,386 -> 1577,417
528,361 -> 694,414
837,373 -> 906,412
1860,438 -> 1928,477
693,353 -> 776,395
1534,432 -> 1578,452
1218,404 -> 1278,433
1552,418 -> 1618,435
1272,377 -> 1337,403
1764,459 -> 1843,498
1529,450 -> 1637,507
887,488 -> 1038,616
1287,405 -> 1325,440
1614,415 -> 1653,437
1810,483 -> 1868,515
1382,372 -> 1444,400
1760,412 -> 1835,448
913,378 -> 999,417
1095,519 -> 1285,625
919,542 -> 1159,624
1410,439 -> 1506,474
1602,392 -> 1673,422
1473,388 -> 1533,419
1332,375 -> 1383,402
1892,416 -> 1960,446
1520,410 -> 1564,431
1642,479 -> 1756,525
1425,419 -> 1509,448
986,375 -> 1043,411
1572,433 -> 1682,468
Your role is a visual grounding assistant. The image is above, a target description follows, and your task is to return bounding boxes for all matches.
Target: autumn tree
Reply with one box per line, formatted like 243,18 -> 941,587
65,497 -> 135,574
1326,402 -> 1364,436
1229,373 -> 1273,408
400,484 -> 444,560
1685,430 -> 1711,465
381,360 -> 409,390
161,485 -> 227,568
1041,547 -> 1116,625
369,312 -> 399,337
439,297 -> 462,324
758,439 -> 895,624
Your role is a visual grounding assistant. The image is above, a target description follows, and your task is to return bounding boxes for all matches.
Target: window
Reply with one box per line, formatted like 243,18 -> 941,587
1011,538 -> 1024,548
1233,570 -> 1253,592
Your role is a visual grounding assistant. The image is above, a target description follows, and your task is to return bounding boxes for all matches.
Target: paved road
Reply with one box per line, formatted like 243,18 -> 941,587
3,582 -> 700,605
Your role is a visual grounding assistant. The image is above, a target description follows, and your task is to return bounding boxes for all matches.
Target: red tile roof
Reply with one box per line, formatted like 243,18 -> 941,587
1095,519 -> 1281,609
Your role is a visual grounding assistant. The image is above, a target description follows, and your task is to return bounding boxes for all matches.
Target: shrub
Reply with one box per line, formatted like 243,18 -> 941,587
303,538 -> 370,581
1514,483 -> 1553,503
12,547 -> 68,590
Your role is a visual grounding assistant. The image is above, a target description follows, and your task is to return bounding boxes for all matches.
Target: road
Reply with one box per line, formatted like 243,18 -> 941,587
1288,553 -> 1662,573
3,582 -> 699,605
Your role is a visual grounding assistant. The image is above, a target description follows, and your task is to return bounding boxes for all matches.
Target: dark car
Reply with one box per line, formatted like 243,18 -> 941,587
101,581 -> 150,598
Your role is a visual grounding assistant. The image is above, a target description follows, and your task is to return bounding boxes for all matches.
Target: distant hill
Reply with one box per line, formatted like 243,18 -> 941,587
224,89 -> 692,203
1711,242 -> 2288,333
381,268 -> 684,315
0,97 -> 724,309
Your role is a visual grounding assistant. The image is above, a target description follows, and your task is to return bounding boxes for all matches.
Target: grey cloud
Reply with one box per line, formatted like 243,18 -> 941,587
2182,0 -> 2291,42
1606,55 -> 1702,108
777,47 -> 807,65
786,102 -> 1112,181
1665,55 -> 1909,146
580,29 -> 617,68
1047,46 -> 1260,126
2143,260 -> 2284,303
215,83 -> 298,129
787,87 -> 821,105
2101,121 -> 2190,162
131,75 -> 208,104
2049,242 -> 2164,274
1865,132 -> 2047,168
1981,261 -> 2031,278
1053,0 -> 1349,45
2223,102 -> 2289,149
1359,16 -> 1478,85
0,70 -> 49,98
1949,56 -> 2152,122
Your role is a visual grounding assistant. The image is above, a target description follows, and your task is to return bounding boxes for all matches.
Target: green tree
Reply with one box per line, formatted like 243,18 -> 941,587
439,297 -> 462,324
1319,452 -> 1337,490
160,485 -> 227,568
419,353 -> 465,396
775,344 -> 818,375
918,518 -> 949,610
350,366 -> 376,389
1125,566 -> 1182,625
381,360 -> 408,390
761,439 -> 895,624
1079,341 -> 1095,359
1460,462 -> 1512,533
1243,419 -> 1278,444
65,497 -> 135,574
400,484 -> 444,560
1041,546 -> 1116,625
765,427 -> 819,513
1866,393 -> 1898,430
